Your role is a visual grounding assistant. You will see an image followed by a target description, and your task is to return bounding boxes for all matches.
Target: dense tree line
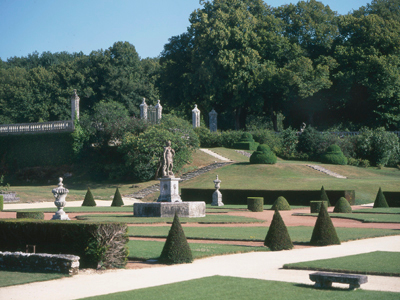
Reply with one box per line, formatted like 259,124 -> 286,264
158,0 -> 400,130
0,0 -> 399,132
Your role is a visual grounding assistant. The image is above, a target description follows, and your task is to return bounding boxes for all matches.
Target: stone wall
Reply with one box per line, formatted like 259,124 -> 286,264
0,251 -> 80,275
0,120 -> 74,135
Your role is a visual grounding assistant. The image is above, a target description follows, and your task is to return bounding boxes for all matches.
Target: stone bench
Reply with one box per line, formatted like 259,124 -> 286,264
309,272 -> 368,290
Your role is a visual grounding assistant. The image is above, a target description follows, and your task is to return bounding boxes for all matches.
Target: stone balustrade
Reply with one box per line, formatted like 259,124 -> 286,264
0,120 -> 74,135
0,251 -> 80,275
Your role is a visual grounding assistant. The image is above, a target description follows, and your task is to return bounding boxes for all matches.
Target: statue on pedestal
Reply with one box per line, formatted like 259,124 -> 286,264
162,140 -> 175,177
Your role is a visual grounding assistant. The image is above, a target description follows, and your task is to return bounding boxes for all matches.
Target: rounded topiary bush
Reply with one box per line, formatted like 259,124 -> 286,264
264,209 -> 293,251
249,144 -> 277,164
111,188 -> 124,207
333,197 -> 352,213
310,202 -> 341,246
373,187 -> 389,208
321,144 -> 347,165
310,201 -> 328,213
82,187 -> 96,207
159,213 -> 193,264
16,211 -> 44,220
271,196 -> 291,210
247,197 -> 264,212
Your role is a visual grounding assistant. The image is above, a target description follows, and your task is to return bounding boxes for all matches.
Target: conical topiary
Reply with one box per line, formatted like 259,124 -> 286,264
320,186 -> 331,206
111,187 -> 124,207
264,209 -> 293,251
271,196 -> 291,211
82,187 -> 96,206
159,213 -> 193,264
333,197 -> 352,213
373,187 -> 389,208
310,202 -> 340,246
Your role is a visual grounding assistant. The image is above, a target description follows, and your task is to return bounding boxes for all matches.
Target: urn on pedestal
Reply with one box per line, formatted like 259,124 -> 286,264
211,175 -> 224,206
51,177 -> 70,220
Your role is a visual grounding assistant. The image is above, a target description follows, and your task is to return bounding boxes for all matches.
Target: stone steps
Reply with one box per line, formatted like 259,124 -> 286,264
307,164 -> 347,179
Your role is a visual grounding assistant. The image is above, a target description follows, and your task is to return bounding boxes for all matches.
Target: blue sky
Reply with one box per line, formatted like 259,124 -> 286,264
1,0 -> 370,61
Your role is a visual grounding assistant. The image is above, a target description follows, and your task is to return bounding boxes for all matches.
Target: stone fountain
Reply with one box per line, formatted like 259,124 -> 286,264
51,177 -> 70,220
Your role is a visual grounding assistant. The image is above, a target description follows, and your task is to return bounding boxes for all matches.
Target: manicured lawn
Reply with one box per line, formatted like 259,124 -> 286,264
296,212 -> 400,223
208,147 -> 252,162
127,240 -> 267,261
79,275 -> 400,300
7,206 -> 134,213
353,208 -> 400,214
0,270 -> 66,287
75,214 -> 265,224
283,251 -> 400,276
180,159 -> 400,205
128,226 -> 399,243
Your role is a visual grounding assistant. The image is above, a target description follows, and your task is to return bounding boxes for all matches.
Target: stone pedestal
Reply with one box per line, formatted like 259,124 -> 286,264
209,109 -> 218,132
51,177 -> 70,221
139,98 -> 148,120
192,104 -> 200,128
134,202 -> 206,218
157,177 -> 182,202
212,190 -> 223,206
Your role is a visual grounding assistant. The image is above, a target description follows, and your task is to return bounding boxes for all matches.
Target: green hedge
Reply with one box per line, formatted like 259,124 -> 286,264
383,192 -> 400,207
247,197 -> 264,212
0,132 -> 74,169
310,201 -> 328,213
16,211 -> 44,220
181,188 -> 355,206
0,195 -> 3,211
0,220 -> 128,269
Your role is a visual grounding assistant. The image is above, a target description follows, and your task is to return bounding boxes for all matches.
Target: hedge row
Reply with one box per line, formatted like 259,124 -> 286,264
180,188 -> 355,206
382,192 -> 400,207
0,220 -> 128,269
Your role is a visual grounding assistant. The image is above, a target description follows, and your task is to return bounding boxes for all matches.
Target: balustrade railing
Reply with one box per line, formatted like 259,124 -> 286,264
0,120 -> 74,135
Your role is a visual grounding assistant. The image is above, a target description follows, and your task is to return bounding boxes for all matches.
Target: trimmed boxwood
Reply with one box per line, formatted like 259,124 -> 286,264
111,188 -> 124,207
320,186 -> 331,207
233,132 -> 259,150
333,197 -> 352,213
310,201 -> 328,213
247,197 -> 264,212
16,211 -> 44,220
0,195 -> 3,211
0,220 -> 128,269
374,187 -> 389,208
180,188 -> 355,206
159,214 -> 193,264
264,209 -> 293,251
82,187 -> 96,207
250,144 -> 277,164
320,144 -> 347,165
310,203 -> 341,246
271,196 -> 291,211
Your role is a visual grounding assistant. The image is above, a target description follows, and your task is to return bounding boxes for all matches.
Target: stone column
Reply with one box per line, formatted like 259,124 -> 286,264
211,175 -> 223,206
140,98 -> 148,120
71,89 -> 80,121
192,104 -> 200,128
155,100 -> 162,124
209,109 -> 218,132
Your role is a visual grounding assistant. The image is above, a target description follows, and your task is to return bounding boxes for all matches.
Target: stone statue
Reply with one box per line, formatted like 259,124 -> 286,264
162,140 -> 175,177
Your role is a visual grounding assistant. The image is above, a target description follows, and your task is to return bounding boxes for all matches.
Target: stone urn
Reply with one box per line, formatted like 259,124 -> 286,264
51,177 -> 70,220
211,175 -> 224,206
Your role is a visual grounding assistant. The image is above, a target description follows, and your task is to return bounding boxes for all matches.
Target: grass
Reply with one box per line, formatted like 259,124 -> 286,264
79,275 -> 400,300
7,206 -> 134,213
75,214 -> 265,224
180,159 -> 400,205
0,270 -> 66,287
353,208 -> 400,214
297,212 -> 400,223
127,240 -> 266,261
128,226 -> 399,243
283,251 -> 400,276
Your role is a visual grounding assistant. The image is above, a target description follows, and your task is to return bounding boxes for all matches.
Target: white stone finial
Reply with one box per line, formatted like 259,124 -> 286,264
71,89 -> 80,121
192,104 -> 201,128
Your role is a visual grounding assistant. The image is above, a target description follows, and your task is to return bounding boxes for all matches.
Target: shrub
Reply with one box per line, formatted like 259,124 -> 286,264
194,127 -> 220,148
297,126 -> 324,159
373,187 -> 389,208
271,196 -> 291,210
159,214 -> 193,264
348,157 -> 360,166
279,127 -> 299,159
250,129 -> 282,154
233,132 -> 258,150
310,202 -> 341,246
249,144 -> 277,164
264,209 -> 293,251
16,212 -> 44,220
82,187 -> 96,206
247,197 -> 264,212
320,186 -> 331,206
310,201 -> 328,213
320,144 -> 348,165
111,188 -> 124,207
360,159 -> 370,168
356,127 -> 400,167
220,130 -> 243,148
0,220 -> 129,269
0,195 -> 3,211
333,197 -> 352,213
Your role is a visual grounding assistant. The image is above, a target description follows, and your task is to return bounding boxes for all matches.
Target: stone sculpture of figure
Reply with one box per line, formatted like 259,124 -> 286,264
300,122 -> 306,133
162,140 -> 175,177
